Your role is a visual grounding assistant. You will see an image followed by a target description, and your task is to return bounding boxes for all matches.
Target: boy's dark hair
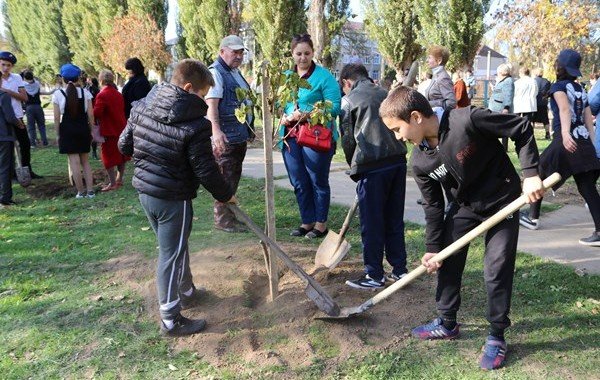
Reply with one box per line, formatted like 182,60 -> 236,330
291,34 -> 314,51
23,71 -> 34,81
171,59 -> 215,92
339,64 -> 369,82
125,57 -> 145,76
380,86 -> 434,122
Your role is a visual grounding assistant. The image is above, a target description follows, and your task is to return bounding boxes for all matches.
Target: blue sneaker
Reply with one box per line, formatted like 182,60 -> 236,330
411,317 -> 460,340
479,336 -> 507,370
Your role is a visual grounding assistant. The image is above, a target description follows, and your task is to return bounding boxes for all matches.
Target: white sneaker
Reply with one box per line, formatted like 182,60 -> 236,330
75,193 -> 85,199
86,191 -> 95,199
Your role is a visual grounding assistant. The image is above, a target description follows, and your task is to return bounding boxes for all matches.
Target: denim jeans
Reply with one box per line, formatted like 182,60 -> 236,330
282,137 -> 335,224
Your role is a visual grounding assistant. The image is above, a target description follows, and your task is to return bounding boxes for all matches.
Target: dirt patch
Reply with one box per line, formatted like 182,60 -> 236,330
102,242 -> 435,376
24,176 -> 73,199
23,169 -> 109,199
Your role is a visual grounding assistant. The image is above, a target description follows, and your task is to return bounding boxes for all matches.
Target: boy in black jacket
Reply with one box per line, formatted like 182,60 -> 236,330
119,59 -> 235,337
380,86 -> 544,370
339,64 -> 408,289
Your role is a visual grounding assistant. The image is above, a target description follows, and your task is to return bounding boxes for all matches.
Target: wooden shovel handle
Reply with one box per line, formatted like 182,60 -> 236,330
336,197 -> 359,245
367,173 -> 561,308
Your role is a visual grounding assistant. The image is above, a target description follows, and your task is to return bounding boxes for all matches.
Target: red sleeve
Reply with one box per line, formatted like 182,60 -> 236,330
93,91 -> 106,120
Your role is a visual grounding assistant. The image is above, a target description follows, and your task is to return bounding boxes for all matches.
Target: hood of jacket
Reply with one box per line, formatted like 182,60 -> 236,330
141,82 -> 208,125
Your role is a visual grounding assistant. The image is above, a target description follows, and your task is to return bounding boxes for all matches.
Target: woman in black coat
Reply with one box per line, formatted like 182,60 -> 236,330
121,57 -> 152,119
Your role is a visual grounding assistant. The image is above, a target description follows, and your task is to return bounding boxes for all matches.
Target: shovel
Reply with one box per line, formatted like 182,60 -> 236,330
14,140 -> 31,188
227,204 -> 341,316
315,197 -> 359,269
316,173 -> 561,320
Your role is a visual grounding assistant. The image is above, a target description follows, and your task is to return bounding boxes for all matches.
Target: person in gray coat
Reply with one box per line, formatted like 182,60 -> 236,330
424,45 -> 457,111
0,76 -> 23,206
489,63 -> 515,150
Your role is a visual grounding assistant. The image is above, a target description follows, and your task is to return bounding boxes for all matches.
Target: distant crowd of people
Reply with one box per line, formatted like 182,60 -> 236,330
1,35 -> 598,372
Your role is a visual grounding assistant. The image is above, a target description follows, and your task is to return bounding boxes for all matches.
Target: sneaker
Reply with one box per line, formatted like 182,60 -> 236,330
386,272 -> 408,282
518,211 -> 539,230
479,336 -> 507,370
579,231 -> 600,247
86,191 -> 95,199
160,314 -> 206,337
180,285 -> 207,310
75,193 -> 85,199
411,317 -> 460,340
345,274 -> 385,290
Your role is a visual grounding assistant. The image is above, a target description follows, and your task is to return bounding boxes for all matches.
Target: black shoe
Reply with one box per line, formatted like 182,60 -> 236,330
345,274 -> 385,290
30,172 -> 43,179
180,285 -> 207,310
290,226 -> 311,237
160,314 -> 206,337
518,210 -> 539,230
306,228 -> 328,239
0,200 -> 16,206
579,231 -> 600,247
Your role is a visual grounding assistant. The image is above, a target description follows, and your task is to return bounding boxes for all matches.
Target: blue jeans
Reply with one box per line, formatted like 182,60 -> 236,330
282,138 -> 335,224
357,163 -> 407,280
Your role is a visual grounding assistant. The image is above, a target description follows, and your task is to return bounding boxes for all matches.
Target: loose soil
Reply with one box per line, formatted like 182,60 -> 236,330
102,242 -> 435,376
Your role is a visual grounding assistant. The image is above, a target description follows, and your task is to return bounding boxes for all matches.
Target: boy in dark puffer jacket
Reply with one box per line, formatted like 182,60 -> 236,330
119,59 -> 235,337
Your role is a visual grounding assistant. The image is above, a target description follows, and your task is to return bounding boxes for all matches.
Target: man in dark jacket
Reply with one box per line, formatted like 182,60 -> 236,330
533,68 -> 552,139
381,86 -> 544,370
119,59 -> 235,337
339,64 -> 408,289
0,76 -> 22,206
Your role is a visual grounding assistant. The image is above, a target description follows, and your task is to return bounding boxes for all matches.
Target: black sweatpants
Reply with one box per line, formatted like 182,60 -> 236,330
436,206 -> 519,332
13,123 -> 31,168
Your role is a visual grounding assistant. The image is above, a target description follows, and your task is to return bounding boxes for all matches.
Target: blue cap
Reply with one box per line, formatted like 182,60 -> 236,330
60,63 -> 81,81
0,51 -> 17,64
557,49 -> 582,78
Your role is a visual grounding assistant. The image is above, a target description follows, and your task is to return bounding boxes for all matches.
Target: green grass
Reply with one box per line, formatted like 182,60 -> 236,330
1,123 -> 598,379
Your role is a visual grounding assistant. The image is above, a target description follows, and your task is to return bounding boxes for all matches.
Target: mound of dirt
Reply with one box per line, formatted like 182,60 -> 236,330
102,242 -> 436,375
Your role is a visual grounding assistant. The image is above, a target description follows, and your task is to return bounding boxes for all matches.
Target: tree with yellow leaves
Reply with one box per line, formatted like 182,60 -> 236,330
493,0 -> 599,75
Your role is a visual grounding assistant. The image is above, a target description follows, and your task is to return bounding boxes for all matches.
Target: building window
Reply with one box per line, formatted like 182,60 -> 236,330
372,70 -> 380,80
333,70 -> 339,79
364,56 -> 371,64
342,55 -> 349,64
374,54 -> 380,65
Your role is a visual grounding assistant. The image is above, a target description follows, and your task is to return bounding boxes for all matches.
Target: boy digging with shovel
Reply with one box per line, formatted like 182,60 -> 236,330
380,86 -> 544,370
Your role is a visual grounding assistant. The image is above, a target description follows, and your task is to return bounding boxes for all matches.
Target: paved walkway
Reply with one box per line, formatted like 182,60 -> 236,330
242,148 -> 600,275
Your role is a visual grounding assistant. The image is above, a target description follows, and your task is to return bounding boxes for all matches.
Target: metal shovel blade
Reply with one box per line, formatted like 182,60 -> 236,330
314,231 -> 351,269
227,204 -> 342,316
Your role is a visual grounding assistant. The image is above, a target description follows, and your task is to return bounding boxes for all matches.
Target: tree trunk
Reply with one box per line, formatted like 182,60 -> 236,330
308,0 -> 327,64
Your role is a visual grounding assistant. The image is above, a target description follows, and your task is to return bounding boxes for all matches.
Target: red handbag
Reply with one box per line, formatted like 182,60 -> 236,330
296,122 -> 332,152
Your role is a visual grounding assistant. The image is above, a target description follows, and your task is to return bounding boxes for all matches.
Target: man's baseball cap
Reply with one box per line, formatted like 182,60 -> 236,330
219,35 -> 246,51
557,49 -> 582,78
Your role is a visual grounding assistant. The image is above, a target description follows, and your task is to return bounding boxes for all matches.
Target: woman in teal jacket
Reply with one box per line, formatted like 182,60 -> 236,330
280,34 -> 341,239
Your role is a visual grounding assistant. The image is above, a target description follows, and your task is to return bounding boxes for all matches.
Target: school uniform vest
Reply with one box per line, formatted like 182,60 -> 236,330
209,57 -> 249,144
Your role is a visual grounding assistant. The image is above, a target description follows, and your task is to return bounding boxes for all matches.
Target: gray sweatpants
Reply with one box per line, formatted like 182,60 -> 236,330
139,193 -> 194,320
